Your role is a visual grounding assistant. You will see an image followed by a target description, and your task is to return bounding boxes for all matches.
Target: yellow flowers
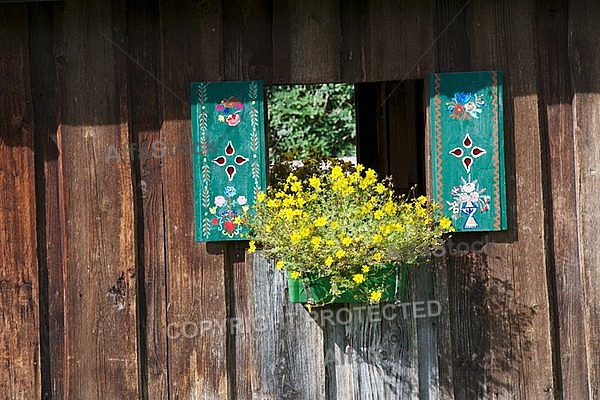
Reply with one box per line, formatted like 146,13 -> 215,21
359,168 -> 377,189
309,236 -> 321,249
331,165 -> 344,180
309,176 -> 321,190
383,200 -> 397,216
290,232 -> 301,244
440,217 -> 453,231
325,256 -> 334,267
248,241 -> 256,253
243,159 -> 451,306
290,181 -> 302,192
370,290 -> 383,303
314,216 -> 328,227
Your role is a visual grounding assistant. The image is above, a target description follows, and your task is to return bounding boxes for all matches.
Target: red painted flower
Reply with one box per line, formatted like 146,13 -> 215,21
226,113 -> 241,127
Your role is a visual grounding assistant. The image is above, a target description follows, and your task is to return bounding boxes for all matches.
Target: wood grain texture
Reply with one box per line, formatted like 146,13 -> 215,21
466,0 -> 554,397
28,3 -> 63,399
364,0 -> 436,81
570,1 -> 600,398
222,0 -> 273,83
127,0 -> 168,398
324,294 -> 421,399
226,242 -> 253,400
251,253 -> 326,399
0,4 -> 41,398
272,0 -> 341,84
535,1 -> 587,398
158,1 -> 228,398
56,0 -> 139,397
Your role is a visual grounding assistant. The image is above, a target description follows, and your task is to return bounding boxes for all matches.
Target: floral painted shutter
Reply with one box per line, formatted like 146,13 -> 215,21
430,71 -> 507,232
191,81 -> 266,242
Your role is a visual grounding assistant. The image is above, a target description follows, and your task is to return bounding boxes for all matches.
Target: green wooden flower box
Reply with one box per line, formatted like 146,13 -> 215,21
287,263 -> 409,304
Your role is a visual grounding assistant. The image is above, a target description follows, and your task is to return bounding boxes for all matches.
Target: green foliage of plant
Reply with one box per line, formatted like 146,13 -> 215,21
267,84 -> 356,160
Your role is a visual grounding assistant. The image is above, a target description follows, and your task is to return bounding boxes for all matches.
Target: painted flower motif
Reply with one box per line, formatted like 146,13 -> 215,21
224,186 -> 237,198
214,195 -> 226,207
236,195 -> 247,205
447,176 -> 491,229
216,97 -> 243,125
446,92 -> 485,119
226,113 -> 241,127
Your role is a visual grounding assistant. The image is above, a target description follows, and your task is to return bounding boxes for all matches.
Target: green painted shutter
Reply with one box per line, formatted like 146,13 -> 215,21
430,71 -> 507,232
191,81 -> 267,242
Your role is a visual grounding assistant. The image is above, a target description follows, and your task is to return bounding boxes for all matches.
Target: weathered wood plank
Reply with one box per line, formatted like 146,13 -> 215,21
424,76 -> 455,400
570,1 -> 600,398
535,1 -> 587,398
126,0 -> 167,398
0,4 -> 41,398
364,0 -> 436,81
28,3 -> 63,399
339,0 -> 369,82
56,1 -> 139,397
467,0 -> 555,397
158,1 -> 229,398
272,0 -> 341,84
222,0 -> 273,83
251,253 -> 326,399
226,242 -> 253,400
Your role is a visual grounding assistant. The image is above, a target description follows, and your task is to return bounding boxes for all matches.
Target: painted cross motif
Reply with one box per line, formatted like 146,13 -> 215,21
212,141 -> 249,181
191,81 -> 266,242
448,133 -> 487,173
430,71 -> 507,232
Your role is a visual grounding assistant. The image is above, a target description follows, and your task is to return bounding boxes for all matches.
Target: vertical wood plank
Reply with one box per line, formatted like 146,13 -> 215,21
535,1 -> 586,398
222,0 -> 273,83
56,1 -> 139,397
158,1 -> 228,398
364,0 -> 436,81
226,243 -> 253,400
272,0 -> 341,84
339,0 -> 369,82
433,2 -> 474,399
0,4 -> 41,398
126,0 -> 168,398
250,254 -> 325,399
28,3 -> 63,399
570,1 -> 600,398
467,0 -> 555,397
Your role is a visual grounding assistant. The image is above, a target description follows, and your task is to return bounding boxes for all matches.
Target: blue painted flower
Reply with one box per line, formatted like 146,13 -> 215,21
455,92 -> 472,104
224,186 -> 237,198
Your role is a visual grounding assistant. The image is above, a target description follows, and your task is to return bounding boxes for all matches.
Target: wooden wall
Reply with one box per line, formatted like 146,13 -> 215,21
0,0 -> 599,399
